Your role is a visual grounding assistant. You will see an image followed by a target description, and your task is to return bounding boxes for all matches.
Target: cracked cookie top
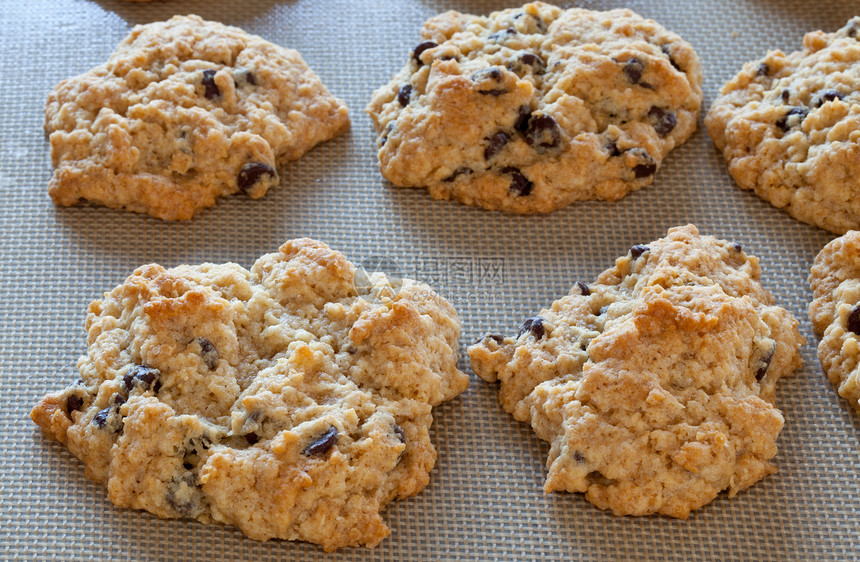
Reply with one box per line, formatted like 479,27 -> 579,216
366,3 -> 702,213
45,15 -> 350,220
31,238 -> 468,551
468,224 -> 803,518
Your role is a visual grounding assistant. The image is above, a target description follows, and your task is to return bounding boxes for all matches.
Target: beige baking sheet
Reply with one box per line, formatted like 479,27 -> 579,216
2,0 -> 858,560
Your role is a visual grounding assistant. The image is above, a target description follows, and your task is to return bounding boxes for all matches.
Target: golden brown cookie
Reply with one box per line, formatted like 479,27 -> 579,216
45,15 -> 349,220
31,238 -> 468,550
469,225 -> 803,518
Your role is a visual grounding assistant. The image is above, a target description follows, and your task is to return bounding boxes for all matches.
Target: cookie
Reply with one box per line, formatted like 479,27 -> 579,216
705,18 -> 860,234
808,231 -> 860,411
366,3 -> 702,214
30,238 -> 469,550
468,225 -> 803,518
45,15 -> 350,220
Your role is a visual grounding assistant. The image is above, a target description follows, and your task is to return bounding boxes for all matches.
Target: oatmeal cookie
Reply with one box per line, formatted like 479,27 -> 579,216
31,239 -> 468,550
808,230 -> 860,411
45,15 -> 350,220
366,2 -> 702,213
468,225 -> 803,518
706,17 -> 860,234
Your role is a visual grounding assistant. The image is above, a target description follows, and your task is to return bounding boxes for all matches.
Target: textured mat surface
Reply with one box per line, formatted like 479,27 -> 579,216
2,1 -> 858,560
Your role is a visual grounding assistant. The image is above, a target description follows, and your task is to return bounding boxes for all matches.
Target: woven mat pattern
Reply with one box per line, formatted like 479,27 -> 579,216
1,1 -> 858,560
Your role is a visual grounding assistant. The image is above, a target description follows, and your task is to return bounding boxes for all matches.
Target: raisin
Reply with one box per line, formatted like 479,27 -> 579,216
304,426 -> 338,456
622,57 -> 646,84
479,333 -> 505,344
813,89 -> 844,107
244,432 -> 259,445
472,67 -> 507,96
733,243 -> 743,253
488,27 -> 516,42
514,105 -> 531,133
123,365 -> 160,392
65,394 -> 84,415
243,70 -> 257,86
776,107 -> 807,132
443,167 -> 472,182
393,424 -> 406,443
412,41 -> 437,65
573,451 -> 586,463
756,62 -> 771,77
648,107 -> 676,137
576,281 -> 590,296
397,84 -> 413,106
756,346 -> 774,381
201,69 -> 220,100
661,44 -> 681,71
484,131 -> 511,160
605,141 -> 621,157
524,115 -> 561,151
517,316 -> 545,339
848,305 -> 860,335
93,407 -> 111,429
781,89 -> 791,103
237,162 -> 277,193
197,338 -> 219,370
507,51 -> 546,76
629,148 -> 658,178
501,167 -> 534,196
630,245 -> 649,259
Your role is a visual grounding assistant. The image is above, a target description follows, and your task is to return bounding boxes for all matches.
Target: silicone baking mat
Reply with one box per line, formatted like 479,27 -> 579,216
2,0 -> 858,560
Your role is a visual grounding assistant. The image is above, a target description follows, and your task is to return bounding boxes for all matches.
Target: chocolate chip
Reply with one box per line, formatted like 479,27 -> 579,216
507,51 -> 546,76
756,346 -> 774,381
501,167 -> 534,196
848,305 -> 860,335
630,245 -> 649,259
517,316 -> 545,339
123,365 -> 160,392
661,44 -> 681,71
472,67 -> 507,96
244,432 -> 259,445
514,105 -> 532,133
397,84 -> 413,106
443,167 -> 472,182
648,107 -> 676,137
488,27 -> 516,42
776,107 -> 807,131
413,41 -> 437,65
393,424 -> 406,444
813,89 -> 845,107
781,89 -> 791,103
304,426 -> 338,456
756,62 -> 771,77
484,131 -> 510,160
622,57 -> 646,84
201,69 -> 220,100
93,407 -> 111,429
524,115 -> 562,151
576,281 -> 590,296
194,338 -> 219,370
65,394 -> 84,415
237,162 -> 276,193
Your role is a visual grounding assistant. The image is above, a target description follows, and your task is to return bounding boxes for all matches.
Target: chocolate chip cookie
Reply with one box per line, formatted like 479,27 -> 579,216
706,17 -> 860,234
45,15 -> 350,220
468,225 -> 803,518
31,238 -> 469,550
808,231 -> 860,412
366,3 -> 702,213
